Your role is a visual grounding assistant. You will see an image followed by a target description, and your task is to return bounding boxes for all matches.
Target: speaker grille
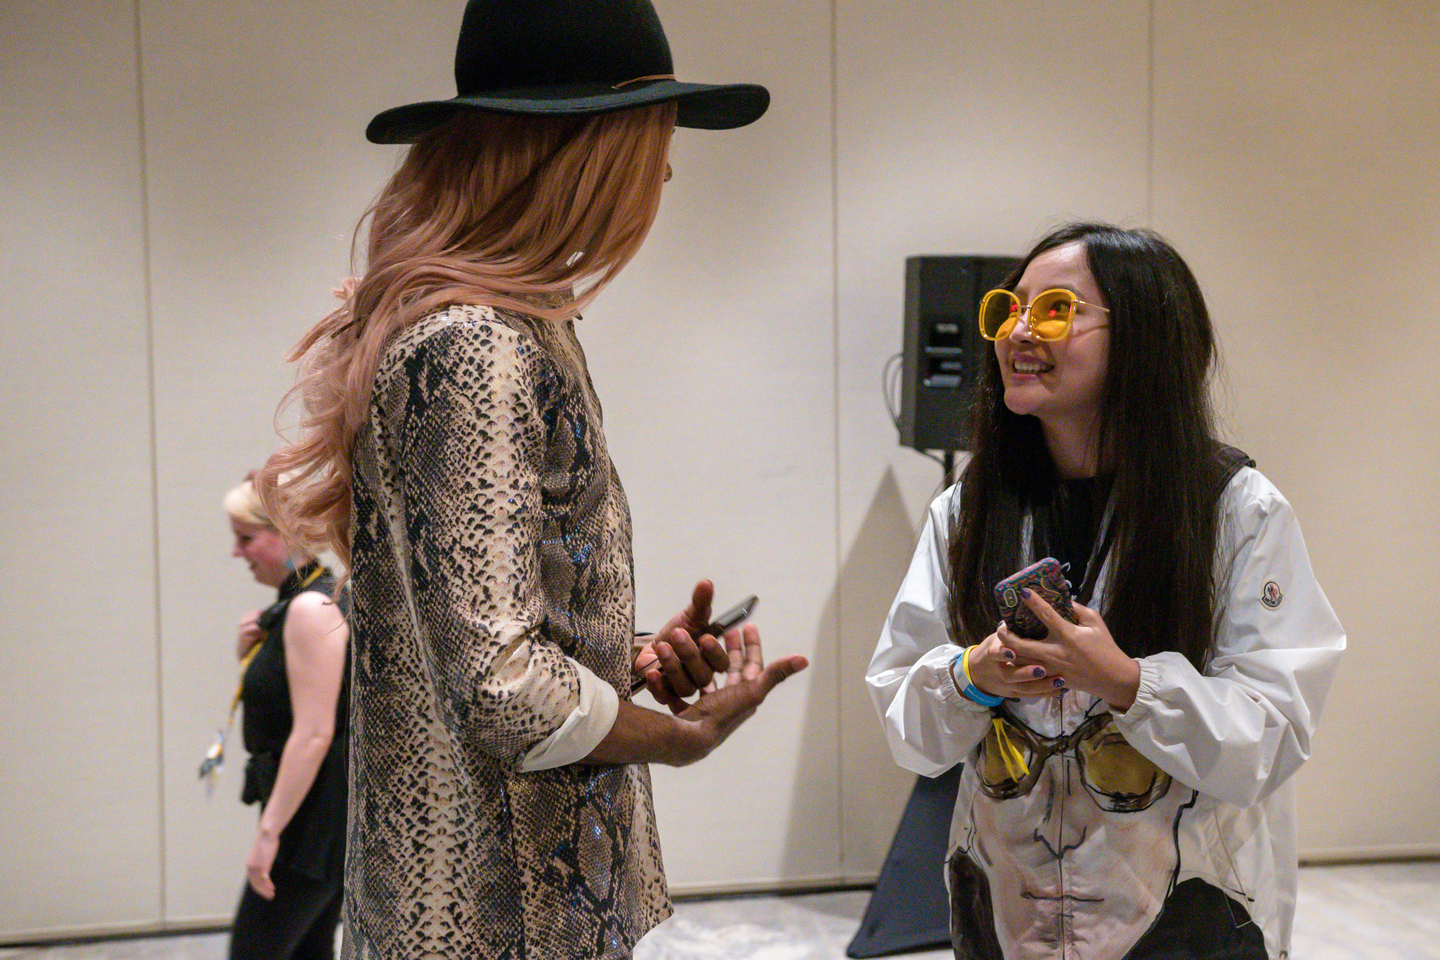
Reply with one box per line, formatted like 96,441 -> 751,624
899,255 -> 1021,452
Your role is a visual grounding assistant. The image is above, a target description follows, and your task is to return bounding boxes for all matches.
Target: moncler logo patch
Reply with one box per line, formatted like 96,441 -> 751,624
1261,581 -> 1283,608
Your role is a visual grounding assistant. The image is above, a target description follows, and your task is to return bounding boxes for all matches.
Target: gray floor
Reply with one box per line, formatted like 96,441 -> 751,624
4,861 -> 1439,959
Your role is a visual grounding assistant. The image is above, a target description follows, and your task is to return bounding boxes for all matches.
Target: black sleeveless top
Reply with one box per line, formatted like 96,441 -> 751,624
239,562 -> 350,881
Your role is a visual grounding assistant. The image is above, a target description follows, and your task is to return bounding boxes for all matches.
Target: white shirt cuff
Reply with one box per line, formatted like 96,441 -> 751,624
517,660 -> 621,772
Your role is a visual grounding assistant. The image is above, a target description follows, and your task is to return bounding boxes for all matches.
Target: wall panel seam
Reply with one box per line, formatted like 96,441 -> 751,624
829,0 -> 845,874
1146,0 -> 1155,225
131,0 -> 167,923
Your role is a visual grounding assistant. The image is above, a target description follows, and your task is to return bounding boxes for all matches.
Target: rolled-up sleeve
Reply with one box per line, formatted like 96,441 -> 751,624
387,320 -> 616,769
1113,471 -> 1345,807
867,486 -> 994,777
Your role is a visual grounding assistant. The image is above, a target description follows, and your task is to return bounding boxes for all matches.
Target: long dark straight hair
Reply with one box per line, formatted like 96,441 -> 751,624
948,223 -> 1224,670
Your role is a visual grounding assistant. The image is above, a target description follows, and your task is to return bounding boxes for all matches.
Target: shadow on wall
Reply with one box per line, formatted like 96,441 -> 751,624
781,465 -> 932,882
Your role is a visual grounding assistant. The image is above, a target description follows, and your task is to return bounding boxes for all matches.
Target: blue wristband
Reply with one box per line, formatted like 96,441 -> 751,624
951,651 -> 1004,707
963,681 -> 1005,708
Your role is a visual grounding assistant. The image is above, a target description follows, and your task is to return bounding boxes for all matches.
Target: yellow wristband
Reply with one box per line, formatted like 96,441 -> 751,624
961,645 -> 980,686
955,645 -> 1004,707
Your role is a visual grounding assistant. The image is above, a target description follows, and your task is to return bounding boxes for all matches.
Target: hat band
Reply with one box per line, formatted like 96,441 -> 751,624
610,73 -> 676,89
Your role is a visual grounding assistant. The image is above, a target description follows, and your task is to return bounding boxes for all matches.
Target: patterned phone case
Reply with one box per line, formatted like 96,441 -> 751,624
995,558 -> 1077,639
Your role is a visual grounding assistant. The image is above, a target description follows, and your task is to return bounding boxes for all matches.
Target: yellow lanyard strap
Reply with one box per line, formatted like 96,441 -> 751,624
991,718 -> 1031,781
229,566 -> 325,714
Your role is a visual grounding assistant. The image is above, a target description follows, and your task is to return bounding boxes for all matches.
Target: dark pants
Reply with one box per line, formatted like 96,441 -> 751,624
230,864 -> 344,960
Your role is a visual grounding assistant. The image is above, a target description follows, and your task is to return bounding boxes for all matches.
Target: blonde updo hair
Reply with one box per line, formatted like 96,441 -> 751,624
222,476 -> 273,528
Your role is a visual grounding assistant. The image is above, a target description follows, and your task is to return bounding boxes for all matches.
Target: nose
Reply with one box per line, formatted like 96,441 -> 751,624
1007,307 -> 1037,345
232,541 -> 244,558
1033,759 -> 1087,860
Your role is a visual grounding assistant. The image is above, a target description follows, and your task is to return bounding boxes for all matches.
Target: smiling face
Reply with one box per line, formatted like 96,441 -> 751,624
230,518 -> 290,588
995,241 -> 1111,467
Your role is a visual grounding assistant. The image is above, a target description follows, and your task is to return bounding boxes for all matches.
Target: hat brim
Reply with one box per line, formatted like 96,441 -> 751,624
366,80 -> 769,144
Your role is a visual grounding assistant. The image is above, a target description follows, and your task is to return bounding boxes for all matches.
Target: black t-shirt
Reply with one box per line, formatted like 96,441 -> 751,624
1041,475 -> 1111,603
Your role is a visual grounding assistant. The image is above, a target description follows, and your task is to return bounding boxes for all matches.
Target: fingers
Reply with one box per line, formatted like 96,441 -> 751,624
719,623 -> 765,685
668,628 -> 715,688
676,634 -> 808,762
643,625 -> 728,708
998,623 -> 1045,662
739,623 -> 764,681
641,665 -> 672,703
730,625 -> 806,693
972,633 -> 1066,698
1019,587 -> 1071,634
1000,661 -> 1067,696
654,631 -> 704,699
236,624 -> 264,660
708,620 -> 808,694
685,579 -> 715,630
726,628 -> 744,684
247,867 -> 275,900
696,631 -> 730,675
995,622 -> 1047,665
757,654 -> 809,694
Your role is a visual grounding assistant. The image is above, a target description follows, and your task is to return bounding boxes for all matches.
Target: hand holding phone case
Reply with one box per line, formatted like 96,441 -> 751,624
995,558 -> 1077,639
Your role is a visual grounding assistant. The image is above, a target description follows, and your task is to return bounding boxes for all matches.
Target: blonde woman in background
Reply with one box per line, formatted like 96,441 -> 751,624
256,1 -> 808,957
223,476 -> 348,960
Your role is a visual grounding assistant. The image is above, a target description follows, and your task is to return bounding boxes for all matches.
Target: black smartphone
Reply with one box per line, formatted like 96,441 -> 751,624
630,594 -> 759,694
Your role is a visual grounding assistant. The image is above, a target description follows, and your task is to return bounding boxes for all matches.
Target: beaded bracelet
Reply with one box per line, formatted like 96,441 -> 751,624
952,646 -> 1004,707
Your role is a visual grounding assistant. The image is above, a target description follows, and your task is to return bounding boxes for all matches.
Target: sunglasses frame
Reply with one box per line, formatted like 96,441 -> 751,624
979,711 -> 1172,813
978,287 -> 1110,342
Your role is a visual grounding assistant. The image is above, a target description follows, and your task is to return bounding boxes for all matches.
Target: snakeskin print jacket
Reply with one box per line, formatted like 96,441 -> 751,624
343,305 -> 671,959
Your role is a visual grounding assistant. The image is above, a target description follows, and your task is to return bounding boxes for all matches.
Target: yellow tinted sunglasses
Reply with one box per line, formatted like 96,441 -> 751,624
978,287 -> 1110,341
980,712 -> 1172,813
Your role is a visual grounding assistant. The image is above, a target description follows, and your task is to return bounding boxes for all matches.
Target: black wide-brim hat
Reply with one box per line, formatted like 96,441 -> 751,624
366,0 -> 770,144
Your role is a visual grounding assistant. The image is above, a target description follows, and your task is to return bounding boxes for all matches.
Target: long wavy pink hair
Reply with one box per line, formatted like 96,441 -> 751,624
256,104 -> 676,565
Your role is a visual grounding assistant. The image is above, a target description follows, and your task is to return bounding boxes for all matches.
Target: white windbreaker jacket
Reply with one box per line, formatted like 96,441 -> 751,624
867,468 -> 1345,960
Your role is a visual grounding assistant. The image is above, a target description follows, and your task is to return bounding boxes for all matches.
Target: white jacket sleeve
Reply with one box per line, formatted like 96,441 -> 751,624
1112,470 -> 1345,807
867,486 -> 995,777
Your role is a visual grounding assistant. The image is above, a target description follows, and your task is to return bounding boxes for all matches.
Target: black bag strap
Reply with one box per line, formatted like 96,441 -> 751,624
1215,443 -> 1256,493
1075,524 -> 1115,606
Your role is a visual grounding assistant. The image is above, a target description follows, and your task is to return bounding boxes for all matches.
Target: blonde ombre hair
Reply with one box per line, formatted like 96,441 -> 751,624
222,477 -> 272,528
257,104 -> 676,564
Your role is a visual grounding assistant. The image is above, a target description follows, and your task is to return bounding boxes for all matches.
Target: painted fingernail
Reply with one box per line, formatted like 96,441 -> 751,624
1052,678 -> 1065,689
1032,667 -> 1045,679
1019,587 -> 1032,598
1003,650 -> 1016,661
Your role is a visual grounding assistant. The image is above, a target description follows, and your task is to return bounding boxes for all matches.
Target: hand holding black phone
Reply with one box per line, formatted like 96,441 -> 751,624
630,595 -> 758,694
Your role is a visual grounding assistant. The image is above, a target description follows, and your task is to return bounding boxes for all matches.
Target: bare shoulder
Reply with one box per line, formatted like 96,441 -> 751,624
284,591 -> 349,647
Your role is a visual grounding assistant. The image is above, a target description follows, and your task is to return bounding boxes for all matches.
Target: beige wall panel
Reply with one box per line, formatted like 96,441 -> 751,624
1151,2 -> 1440,856
834,0 -> 1150,880
584,0 -> 839,890
0,0 -> 162,940
139,0 -> 457,922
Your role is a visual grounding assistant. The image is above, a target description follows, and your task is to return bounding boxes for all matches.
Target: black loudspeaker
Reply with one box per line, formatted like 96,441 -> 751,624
900,254 -> 1021,452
